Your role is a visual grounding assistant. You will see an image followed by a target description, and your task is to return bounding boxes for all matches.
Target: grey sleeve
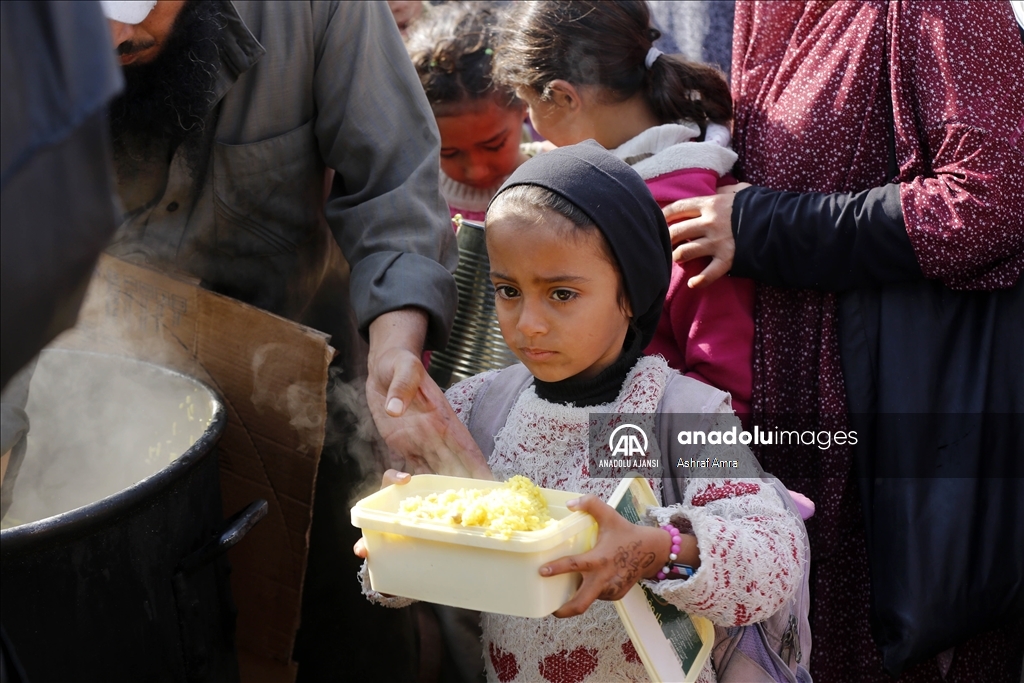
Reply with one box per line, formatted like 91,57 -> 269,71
312,2 -> 458,350
0,360 -> 33,455
2,357 -> 35,518
730,183 -> 923,291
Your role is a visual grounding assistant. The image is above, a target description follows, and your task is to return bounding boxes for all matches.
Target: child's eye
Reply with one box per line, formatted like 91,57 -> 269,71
440,149 -> 460,159
482,135 -> 510,152
495,285 -> 520,299
551,289 -> 577,303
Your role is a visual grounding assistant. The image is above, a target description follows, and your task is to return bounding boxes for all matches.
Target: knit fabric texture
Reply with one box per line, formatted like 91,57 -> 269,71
362,356 -> 805,682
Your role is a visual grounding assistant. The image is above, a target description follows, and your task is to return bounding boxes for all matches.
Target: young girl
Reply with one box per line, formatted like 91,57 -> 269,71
405,2 -> 545,223
358,143 -> 809,683
492,0 -> 754,422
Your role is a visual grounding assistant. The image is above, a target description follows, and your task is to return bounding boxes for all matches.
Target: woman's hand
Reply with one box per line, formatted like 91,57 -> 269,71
662,183 -> 751,289
353,469 -> 412,559
539,495 -> 671,618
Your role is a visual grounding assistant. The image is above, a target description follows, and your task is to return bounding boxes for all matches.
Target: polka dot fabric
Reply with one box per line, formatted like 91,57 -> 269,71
730,1 -> 1024,682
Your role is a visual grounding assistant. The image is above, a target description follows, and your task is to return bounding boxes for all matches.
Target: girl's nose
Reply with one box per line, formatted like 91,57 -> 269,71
463,161 -> 490,184
516,299 -> 548,337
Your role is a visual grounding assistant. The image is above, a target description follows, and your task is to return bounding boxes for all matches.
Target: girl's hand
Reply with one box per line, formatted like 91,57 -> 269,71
353,469 -> 412,559
540,494 -> 671,618
662,183 -> 751,289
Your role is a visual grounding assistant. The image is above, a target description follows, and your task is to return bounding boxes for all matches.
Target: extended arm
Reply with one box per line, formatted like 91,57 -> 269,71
312,1 -> 458,345
311,3 -> 486,475
729,183 -> 921,290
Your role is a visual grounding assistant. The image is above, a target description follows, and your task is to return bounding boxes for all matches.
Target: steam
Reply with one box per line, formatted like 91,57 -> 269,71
320,365 -> 398,511
0,349 -> 217,529
1,337 -> 392,532
249,343 -> 325,455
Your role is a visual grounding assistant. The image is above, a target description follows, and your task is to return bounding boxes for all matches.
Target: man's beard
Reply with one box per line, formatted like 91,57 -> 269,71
109,1 -> 226,177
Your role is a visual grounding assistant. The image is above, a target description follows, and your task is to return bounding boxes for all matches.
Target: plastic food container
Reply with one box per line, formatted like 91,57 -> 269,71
351,474 -> 598,618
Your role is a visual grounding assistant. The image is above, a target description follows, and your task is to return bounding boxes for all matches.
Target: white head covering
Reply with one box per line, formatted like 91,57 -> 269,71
1011,1 -> 1024,30
100,1 -> 157,24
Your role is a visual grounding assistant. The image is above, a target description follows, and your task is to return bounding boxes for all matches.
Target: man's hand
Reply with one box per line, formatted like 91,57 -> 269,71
662,183 -> 751,289
366,309 -> 492,480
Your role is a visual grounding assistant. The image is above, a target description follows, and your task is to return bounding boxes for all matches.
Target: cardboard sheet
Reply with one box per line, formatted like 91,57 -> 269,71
52,254 -> 334,682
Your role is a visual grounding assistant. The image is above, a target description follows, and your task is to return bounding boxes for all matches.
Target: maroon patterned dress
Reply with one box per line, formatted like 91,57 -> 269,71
730,1 -> 1024,681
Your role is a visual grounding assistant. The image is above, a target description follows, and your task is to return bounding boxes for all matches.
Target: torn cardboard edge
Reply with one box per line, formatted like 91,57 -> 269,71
52,254 -> 334,682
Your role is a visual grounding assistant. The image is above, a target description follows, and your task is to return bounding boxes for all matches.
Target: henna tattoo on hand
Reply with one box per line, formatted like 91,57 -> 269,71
600,541 -> 657,599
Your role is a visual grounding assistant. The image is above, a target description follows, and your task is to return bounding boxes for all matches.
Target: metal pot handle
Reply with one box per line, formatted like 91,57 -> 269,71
173,499 -> 267,682
177,499 -> 268,575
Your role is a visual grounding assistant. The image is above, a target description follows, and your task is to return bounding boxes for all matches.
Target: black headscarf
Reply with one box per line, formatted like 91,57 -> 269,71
490,140 -> 672,349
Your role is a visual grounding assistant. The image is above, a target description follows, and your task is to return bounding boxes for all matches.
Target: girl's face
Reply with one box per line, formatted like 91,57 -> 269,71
436,100 -> 527,190
486,205 -> 631,383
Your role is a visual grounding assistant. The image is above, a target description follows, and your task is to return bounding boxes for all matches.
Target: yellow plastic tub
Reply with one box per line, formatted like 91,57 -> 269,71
351,474 -> 598,618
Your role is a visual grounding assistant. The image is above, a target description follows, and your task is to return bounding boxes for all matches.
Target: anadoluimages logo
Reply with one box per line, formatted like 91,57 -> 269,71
608,423 -> 649,458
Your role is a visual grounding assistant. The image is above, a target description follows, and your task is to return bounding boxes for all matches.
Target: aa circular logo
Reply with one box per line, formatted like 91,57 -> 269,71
608,423 -> 649,457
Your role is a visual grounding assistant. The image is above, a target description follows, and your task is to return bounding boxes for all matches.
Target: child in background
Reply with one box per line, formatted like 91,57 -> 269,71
388,0 -> 425,37
493,0 -> 754,423
358,143 -> 809,683
405,2 -> 544,224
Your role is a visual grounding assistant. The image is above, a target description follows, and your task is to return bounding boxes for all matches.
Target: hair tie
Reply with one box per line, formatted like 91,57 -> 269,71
644,46 -> 663,70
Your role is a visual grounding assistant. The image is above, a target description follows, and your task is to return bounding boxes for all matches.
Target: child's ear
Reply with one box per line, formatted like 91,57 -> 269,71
547,79 -> 582,112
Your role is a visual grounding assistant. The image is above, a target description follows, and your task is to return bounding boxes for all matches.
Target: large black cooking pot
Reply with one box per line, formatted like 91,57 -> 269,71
0,350 -> 266,682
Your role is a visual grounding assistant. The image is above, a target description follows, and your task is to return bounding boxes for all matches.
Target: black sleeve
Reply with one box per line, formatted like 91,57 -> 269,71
729,183 -> 923,291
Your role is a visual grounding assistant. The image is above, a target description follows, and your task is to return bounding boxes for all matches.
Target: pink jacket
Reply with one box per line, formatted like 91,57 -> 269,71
612,124 -> 754,422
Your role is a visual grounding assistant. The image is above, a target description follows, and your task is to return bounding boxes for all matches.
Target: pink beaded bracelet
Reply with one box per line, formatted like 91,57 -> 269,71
655,523 -> 695,581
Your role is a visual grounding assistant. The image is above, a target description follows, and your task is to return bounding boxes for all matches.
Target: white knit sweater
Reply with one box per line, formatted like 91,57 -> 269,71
361,356 -> 805,683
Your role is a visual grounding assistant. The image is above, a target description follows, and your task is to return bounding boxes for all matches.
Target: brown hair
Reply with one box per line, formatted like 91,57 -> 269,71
405,1 -> 522,116
493,1 -> 731,131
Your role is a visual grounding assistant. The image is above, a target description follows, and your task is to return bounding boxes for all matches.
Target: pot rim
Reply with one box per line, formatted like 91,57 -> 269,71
0,350 -> 227,555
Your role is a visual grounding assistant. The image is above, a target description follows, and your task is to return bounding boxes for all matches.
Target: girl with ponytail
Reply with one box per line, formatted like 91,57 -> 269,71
494,0 -> 754,423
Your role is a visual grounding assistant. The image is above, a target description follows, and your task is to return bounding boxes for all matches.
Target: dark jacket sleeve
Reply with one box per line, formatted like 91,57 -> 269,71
729,183 -> 922,291
1,0 -> 123,389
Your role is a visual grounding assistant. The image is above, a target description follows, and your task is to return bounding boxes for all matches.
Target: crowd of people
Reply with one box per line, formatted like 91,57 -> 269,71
2,1 -> 1021,682
384,4 -> 1023,681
